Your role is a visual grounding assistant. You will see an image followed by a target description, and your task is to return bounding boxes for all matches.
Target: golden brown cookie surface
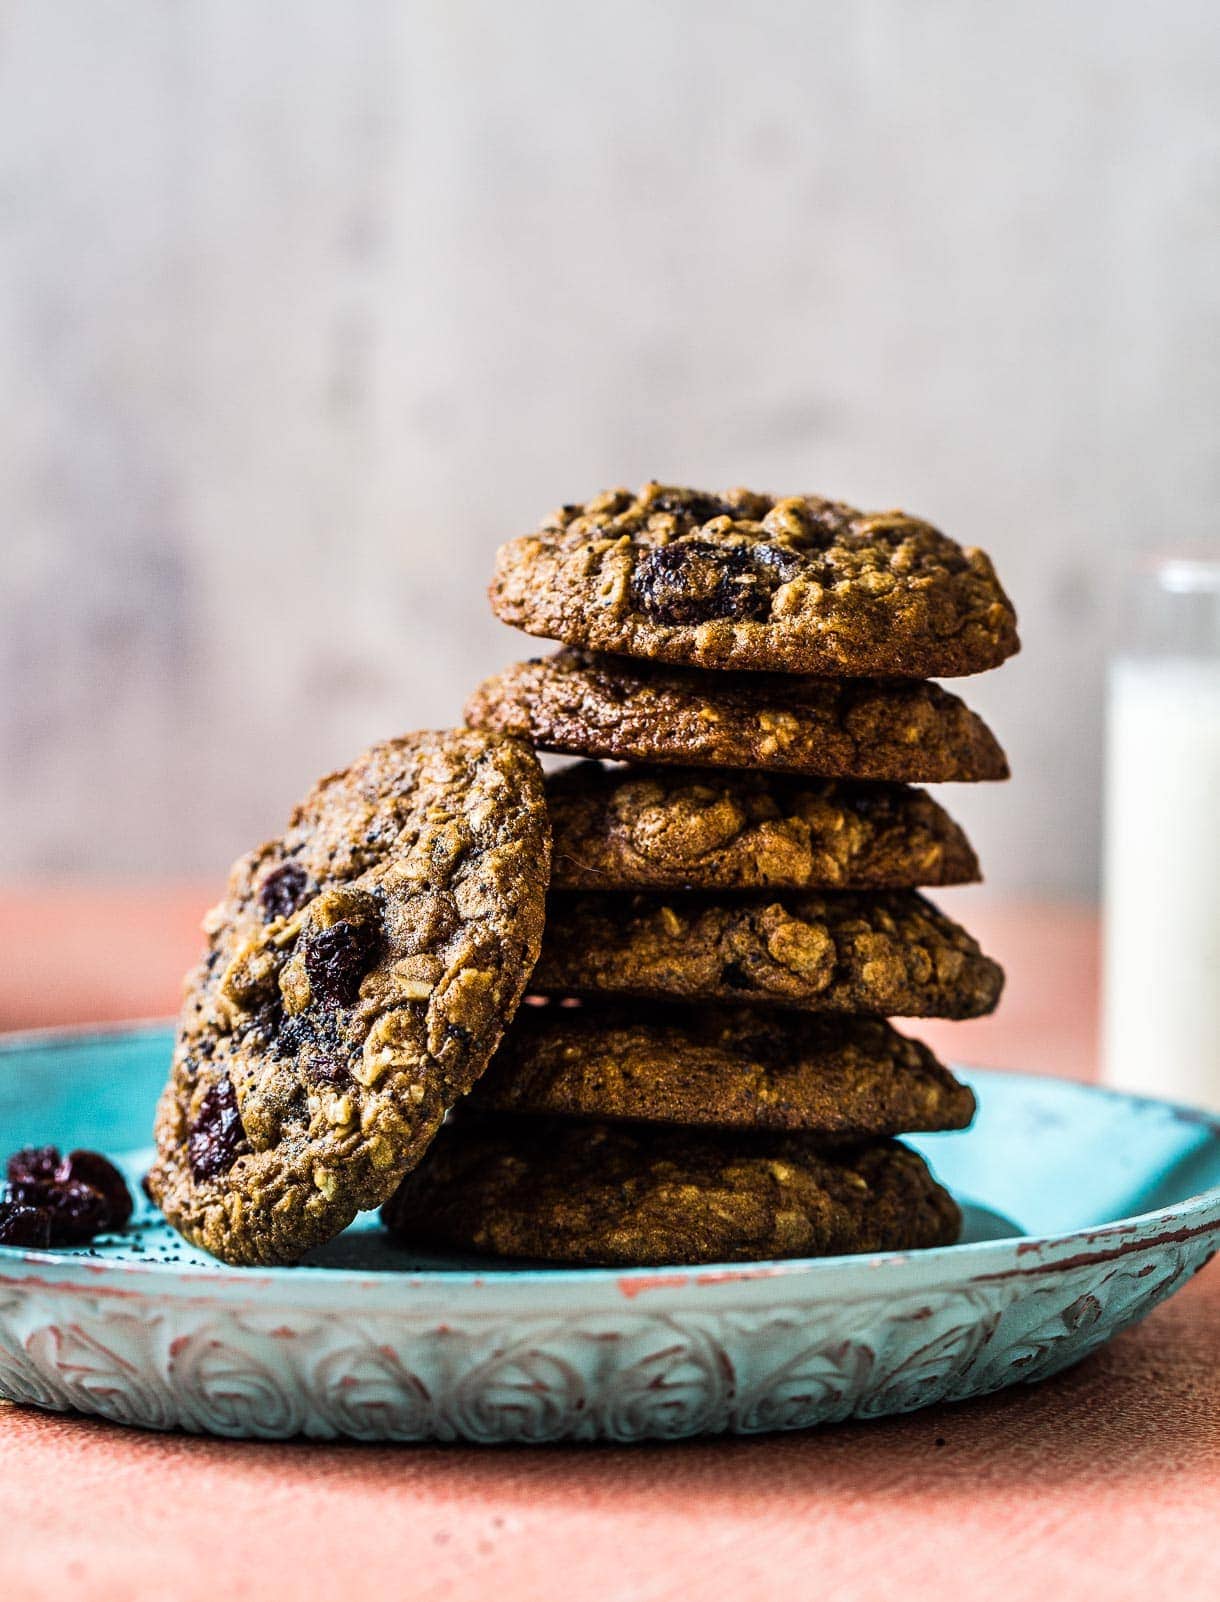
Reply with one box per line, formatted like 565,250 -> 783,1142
383,1116 -> 961,1266
489,483 -> 1019,678
547,762 -> 980,891
531,890 -> 1003,1019
148,731 -> 550,1266
465,650 -> 1009,783
475,1002 -> 976,1137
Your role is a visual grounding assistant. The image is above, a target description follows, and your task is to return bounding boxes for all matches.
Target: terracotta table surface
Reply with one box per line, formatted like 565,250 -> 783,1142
0,890 -> 1217,1602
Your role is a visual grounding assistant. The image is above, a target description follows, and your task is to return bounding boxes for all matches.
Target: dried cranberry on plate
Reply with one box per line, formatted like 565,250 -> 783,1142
1,1144 -> 134,1247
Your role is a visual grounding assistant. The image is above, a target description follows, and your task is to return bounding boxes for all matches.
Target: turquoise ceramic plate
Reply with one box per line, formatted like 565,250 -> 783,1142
1,1024 -> 1218,1443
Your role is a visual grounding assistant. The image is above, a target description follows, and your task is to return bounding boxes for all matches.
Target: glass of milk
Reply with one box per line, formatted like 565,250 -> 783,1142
1102,553 -> 1220,1108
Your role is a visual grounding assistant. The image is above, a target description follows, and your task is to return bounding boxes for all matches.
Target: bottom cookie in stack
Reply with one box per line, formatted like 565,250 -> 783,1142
380,1001 -> 968,1266
381,1118 -> 958,1268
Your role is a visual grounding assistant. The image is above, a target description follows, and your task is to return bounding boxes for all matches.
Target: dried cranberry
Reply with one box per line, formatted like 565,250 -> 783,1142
303,918 -> 381,1009
629,540 -> 796,626
649,491 -> 738,525
7,1146 -> 60,1187
4,1144 -> 136,1244
6,1179 -> 46,1208
0,1203 -> 52,1248
796,502 -> 854,548
58,1150 -> 134,1231
307,1055 -> 352,1085
188,1076 -> 246,1182
751,542 -> 804,583
45,1180 -> 111,1244
259,860 -> 311,921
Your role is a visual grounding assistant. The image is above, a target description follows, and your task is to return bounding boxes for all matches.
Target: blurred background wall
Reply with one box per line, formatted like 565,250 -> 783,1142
2,0 -> 1218,896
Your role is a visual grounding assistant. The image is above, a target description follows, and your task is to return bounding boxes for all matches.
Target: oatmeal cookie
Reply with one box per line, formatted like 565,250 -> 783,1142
475,1002 -> 976,1138
547,762 -> 980,891
147,731 -> 550,1266
489,482 -> 1019,678
466,650 -> 1008,782
383,1116 -> 961,1265
531,890 -> 1003,1018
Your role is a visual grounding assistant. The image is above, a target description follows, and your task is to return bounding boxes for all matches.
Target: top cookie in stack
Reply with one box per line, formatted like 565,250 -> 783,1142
383,483 -> 1017,1269
486,483 -> 1018,679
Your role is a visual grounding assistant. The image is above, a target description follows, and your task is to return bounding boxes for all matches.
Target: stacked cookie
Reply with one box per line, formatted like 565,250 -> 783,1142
147,482 -> 1016,1273
384,484 -> 1017,1267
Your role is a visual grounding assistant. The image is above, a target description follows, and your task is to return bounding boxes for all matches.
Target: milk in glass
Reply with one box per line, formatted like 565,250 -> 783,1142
1102,558 -> 1220,1108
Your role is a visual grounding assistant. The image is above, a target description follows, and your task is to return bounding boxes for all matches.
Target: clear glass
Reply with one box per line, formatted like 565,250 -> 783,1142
1101,552 -> 1220,1108
1120,551 -> 1220,656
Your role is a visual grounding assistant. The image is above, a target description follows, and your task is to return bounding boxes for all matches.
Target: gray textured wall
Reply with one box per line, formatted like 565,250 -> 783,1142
3,0 -> 1219,894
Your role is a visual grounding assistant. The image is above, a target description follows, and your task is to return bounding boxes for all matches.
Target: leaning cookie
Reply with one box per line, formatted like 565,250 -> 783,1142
474,1002 -> 976,1138
382,1116 -> 961,1266
465,650 -> 1009,783
531,890 -> 1004,1019
547,762 -> 981,892
489,482 -> 1019,679
147,731 -> 550,1266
